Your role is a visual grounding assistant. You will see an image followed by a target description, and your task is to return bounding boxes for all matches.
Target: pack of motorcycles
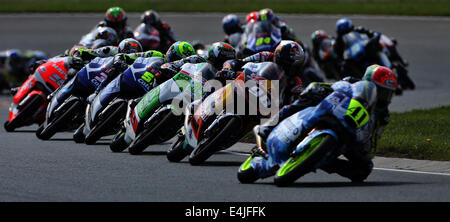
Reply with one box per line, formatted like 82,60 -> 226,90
2,13 -> 415,186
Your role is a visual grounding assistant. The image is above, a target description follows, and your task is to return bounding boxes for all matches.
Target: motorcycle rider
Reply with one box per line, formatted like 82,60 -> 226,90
158,41 -> 237,79
216,40 -> 306,105
89,40 -> 195,104
238,64 -> 397,183
333,18 -> 408,68
222,14 -> 244,47
77,7 -> 133,48
77,26 -> 120,49
0,49 -> 49,91
136,10 -> 177,52
311,29 -> 341,80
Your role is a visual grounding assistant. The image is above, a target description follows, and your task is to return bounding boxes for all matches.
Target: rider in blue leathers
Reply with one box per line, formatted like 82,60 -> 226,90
238,64 -> 397,183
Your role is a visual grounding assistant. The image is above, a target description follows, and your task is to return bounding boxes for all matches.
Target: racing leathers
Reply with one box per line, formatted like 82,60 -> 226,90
248,78 -> 391,183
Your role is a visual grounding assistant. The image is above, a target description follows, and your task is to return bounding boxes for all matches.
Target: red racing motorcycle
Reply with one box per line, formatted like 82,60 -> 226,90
4,57 -> 69,132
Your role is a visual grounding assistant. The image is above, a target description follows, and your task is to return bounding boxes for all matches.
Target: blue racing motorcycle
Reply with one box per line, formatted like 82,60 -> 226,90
238,80 -> 377,186
79,56 -> 164,144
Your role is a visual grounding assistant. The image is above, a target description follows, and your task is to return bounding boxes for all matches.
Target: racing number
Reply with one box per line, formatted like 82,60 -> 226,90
256,37 -> 271,47
345,99 -> 370,128
141,71 -> 155,83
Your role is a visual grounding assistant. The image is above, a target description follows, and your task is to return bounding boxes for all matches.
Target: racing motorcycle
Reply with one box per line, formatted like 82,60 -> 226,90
4,57 -> 69,132
167,62 -> 284,165
313,37 -> 341,80
79,57 -> 164,145
378,34 -> 415,94
134,23 -> 161,51
109,62 -> 217,154
341,31 -> 414,94
236,20 -> 282,58
36,56 -> 115,140
238,81 -> 378,186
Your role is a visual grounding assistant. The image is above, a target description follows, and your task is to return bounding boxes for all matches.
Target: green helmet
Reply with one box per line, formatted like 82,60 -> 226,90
104,7 -> 127,30
166,41 -> 196,62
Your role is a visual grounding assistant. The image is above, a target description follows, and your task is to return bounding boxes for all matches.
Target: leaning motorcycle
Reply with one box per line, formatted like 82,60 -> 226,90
110,62 -> 216,154
167,62 -> 284,165
36,56 -> 114,140
239,81 -> 377,186
4,57 -> 68,132
236,20 -> 282,58
81,57 -> 164,144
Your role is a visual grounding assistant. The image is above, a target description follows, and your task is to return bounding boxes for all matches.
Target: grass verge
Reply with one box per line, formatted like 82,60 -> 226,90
0,0 -> 449,16
240,106 -> 450,161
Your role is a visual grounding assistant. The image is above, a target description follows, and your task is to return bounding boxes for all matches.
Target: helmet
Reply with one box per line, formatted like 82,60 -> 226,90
336,18 -> 353,35
8,49 -> 22,63
207,42 -> 236,69
259,8 -> 274,21
95,26 -> 118,45
363,65 -> 397,106
273,40 -> 305,76
222,14 -> 241,35
311,30 -> 328,45
141,10 -> 161,27
246,11 -> 258,24
118,38 -> 143,53
69,46 -> 87,57
166,41 -> 196,62
104,7 -> 127,30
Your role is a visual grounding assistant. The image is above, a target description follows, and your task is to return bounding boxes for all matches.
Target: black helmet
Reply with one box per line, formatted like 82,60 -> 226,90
141,10 -> 161,27
207,42 -> 236,69
118,38 -> 143,53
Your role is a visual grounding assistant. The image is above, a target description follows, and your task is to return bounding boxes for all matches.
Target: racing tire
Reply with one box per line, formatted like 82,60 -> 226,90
128,112 -> 181,155
73,123 -> 85,143
188,117 -> 241,165
84,102 -> 127,145
4,95 -> 44,132
109,131 -> 128,153
166,133 -> 192,162
237,155 -> 260,184
274,134 -> 337,187
36,100 -> 81,140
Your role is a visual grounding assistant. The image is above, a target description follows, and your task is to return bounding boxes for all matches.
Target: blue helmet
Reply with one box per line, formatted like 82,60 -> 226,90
222,14 -> 241,35
336,18 -> 353,35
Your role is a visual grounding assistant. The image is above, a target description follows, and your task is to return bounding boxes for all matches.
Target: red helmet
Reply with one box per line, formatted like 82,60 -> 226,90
246,11 -> 258,24
311,30 -> 328,44
363,65 -> 397,106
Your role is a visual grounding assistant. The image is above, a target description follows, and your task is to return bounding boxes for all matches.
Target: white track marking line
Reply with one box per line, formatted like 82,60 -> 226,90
222,151 -> 450,176
373,167 -> 450,177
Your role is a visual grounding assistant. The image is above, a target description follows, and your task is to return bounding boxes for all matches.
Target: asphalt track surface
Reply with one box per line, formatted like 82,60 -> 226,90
0,13 -> 449,202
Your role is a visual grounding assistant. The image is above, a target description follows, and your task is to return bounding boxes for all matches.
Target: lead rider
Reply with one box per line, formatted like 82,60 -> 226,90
238,65 -> 397,183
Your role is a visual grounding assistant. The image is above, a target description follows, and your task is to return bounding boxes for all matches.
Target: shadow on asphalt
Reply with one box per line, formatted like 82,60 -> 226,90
180,161 -> 243,167
130,151 -> 168,156
9,129 -> 36,133
255,181 -> 422,188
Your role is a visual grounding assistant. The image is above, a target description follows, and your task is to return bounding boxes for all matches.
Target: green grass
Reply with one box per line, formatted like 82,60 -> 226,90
0,0 -> 449,16
240,106 -> 450,161
377,106 -> 450,161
